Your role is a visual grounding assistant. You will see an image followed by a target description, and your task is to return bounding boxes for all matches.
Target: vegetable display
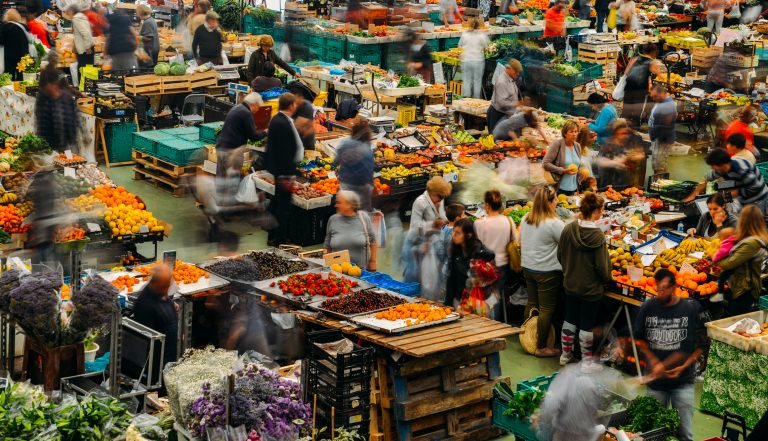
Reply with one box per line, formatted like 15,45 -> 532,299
272,273 -> 358,297
205,251 -> 309,281
548,61 -> 584,77
397,75 -> 421,88
319,289 -> 407,315
621,395 -> 681,433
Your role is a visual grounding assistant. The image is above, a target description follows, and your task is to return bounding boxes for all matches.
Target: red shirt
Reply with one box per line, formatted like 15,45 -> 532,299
544,7 -> 566,37
724,120 -> 756,153
27,19 -> 50,48
84,10 -> 107,37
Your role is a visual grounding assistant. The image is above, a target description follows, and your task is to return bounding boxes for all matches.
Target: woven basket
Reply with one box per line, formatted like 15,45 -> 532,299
519,308 -> 556,355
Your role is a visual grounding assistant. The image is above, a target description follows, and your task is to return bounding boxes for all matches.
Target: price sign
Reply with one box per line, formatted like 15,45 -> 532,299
640,254 -> 657,267
163,250 -> 177,271
139,225 -> 149,234
327,171 -> 337,179
651,239 -> 667,255
86,223 -> 101,233
64,167 -> 76,178
679,261 -> 697,274
627,265 -> 643,281
64,150 -> 73,160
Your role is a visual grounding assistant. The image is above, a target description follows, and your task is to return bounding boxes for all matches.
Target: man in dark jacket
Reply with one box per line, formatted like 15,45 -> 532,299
264,93 -> 301,246
595,0 -> 611,31
35,66 -> 79,153
247,35 -> 296,82
216,92 -> 266,178
192,11 -> 224,64
250,61 -> 283,92
406,31 -> 433,83
132,264 -> 178,365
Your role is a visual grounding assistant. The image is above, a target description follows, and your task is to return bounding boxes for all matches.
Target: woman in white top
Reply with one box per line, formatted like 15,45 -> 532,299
520,186 -> 565,358
402,177 -> 452,282
704,0 -> 729,33
617,0 -> 638,31
475,189 -> 515,322
458,20 -> 489,99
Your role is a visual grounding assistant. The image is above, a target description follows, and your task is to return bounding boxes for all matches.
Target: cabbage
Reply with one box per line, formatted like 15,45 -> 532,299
154,62 -> 170,76
170,64 -> 187,76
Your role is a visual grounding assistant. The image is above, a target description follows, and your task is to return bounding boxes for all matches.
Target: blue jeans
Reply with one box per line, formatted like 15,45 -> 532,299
596,11 -> 607,32
646,383 -> 694,441
461,60 -> 485,99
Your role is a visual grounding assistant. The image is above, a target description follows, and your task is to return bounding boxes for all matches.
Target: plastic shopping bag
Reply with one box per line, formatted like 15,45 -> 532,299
420,243 -> 441,301
235,174 -> 260,204
612,74 -> 627,101
728,1 -> 741,19
607,8 -> 618,30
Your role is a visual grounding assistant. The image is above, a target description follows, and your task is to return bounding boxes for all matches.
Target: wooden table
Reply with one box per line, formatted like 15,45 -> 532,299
298,311 -> 521,441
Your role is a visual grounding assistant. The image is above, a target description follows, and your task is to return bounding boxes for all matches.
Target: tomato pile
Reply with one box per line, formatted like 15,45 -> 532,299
271,273 -> 358,297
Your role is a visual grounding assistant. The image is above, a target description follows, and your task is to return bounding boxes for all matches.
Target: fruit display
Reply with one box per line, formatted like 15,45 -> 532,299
271,272 -> 359,297
104,205 -> 163,237
380,165 -> 425,180
437,162 -> 459,174
647,198 -> 663,210
732,323 -> 768,337
417,145 -> 451,161
2,173 -> 28,193
205,251 -> 309,281
135,261 -> 209,284
374,303 -> 453,326
15,201 -> 32,218
293,185 -> 327,200
610,248 -> 644,272
470,152 -> 506,164
90,185 -> 142,209
96,97 -> 133,110
53,225 -> 86,242
0,204 -> 29,233
373,178 -> 390,196
110,274 -> 141,293
318,288 -> 407,316
330,261 -> 363,277
395,152 -> 432,165
54,174 -> 91,196
0,190 -> 18,204
602,186 -> 624,201
621,187 -> 644,197
54,153 -> 87,165
67,194 -> 106,213
76,164 -> 113,187
310,178 -> 339,195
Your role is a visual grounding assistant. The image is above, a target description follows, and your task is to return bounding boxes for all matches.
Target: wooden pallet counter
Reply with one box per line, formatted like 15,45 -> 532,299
297,312 -> 521,441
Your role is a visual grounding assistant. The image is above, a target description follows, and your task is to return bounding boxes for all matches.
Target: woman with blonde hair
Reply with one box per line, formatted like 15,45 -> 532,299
1,9 -> 31,81
717,205 -> 768,316
521,186 -> 565,357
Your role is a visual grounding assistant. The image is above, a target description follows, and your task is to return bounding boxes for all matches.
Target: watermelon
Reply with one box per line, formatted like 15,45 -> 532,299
170,64 -> 187,76
154,62 -> 170,76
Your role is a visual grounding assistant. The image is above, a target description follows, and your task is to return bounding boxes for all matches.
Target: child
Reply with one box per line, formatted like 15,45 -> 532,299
712,227 -> 736,301
434,204 -> 466,298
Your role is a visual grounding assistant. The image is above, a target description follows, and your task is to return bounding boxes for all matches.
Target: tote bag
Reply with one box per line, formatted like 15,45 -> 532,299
612,74 -> 628,101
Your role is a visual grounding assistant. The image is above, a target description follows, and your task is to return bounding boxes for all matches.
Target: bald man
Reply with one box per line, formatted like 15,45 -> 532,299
132,264 -> 179,365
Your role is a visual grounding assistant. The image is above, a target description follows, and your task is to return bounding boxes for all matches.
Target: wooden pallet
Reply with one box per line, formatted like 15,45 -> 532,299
370,339 -> 509,441
133,165 -> 191,197
188,71 -> 219,90
578,50 -> 619,64
161,76 -> 190,94
132,150 -> 198,177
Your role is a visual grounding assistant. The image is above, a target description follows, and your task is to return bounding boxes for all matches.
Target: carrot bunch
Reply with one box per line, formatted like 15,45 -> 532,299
111,274 -> 141,293
54,225 -> 86,242
375,303 -> 453,326
0,204 -> 29,233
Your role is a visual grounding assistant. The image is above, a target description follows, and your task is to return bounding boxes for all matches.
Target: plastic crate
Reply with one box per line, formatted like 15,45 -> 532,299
179,133 -> 200,142
346,42 -> 381,61
326,36 -> 346,54
156,138 -> 205,166
397,104 -> 417,126
491,396 -> 537,441
308,45 -> 326,62
273,26 -> 285,43
440,37 -> 461,51
760,295 -> 768,310
313,403 -> 369,438
649,180 -> 698,202
133,131 -> 175,155
306,329 -> 374,381
326,47 -> 345,63
306,363 -> 370,411
163,126 -> 198,136
104,122 -> 137,163
199,121 -> 224,144
545,61 -> 603,88
516,373 -> 557,392
757,162 -> 768,183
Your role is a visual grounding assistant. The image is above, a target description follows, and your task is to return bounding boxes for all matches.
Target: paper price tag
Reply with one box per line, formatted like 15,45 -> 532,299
679,261 -> 696,274
139,225 -> 149,234
651,239 -> 667,255
64,150 -> 73,159
627,265 -> 643,281
640,254 -> 657,267
86,223 -> 101,233
327,171 -> 337,179
64,167 -> 76,178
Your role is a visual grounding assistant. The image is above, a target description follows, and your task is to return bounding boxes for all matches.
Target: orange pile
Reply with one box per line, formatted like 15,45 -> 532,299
375,303 -> 453,326
111,274 -> 141,293
621,187 -> 644,196
603,186 -> 623,201
0,204 -> 28,233
373,178 -> 390,196
53,225 -> 85,242
522,0 -> 549,8
90,185 -> 143,209
135,261 -> 209,285
310,178 -> 339,195
612,271 -> 657,294
672,267 -> 708,291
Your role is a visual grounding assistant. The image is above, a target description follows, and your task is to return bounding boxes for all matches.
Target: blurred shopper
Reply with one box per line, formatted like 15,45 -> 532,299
475,190 -> 515,322
622,43 -> 657,127
250,61 -> 282,92
247,35 -> 296,82
543,120 -> 583,195
634,268 -> 706,441
133,264 -> 179,365
286,79 -> 317,152
434,204 -> 466,299
406,30 -> 433,82
402,177 -> 452,282
137,5 -> 159,67
704,0 -> 729,33
617,0 -> 638,31
1,9 -> 30,81
688,193 -> 738,238
521,186 -> 565,357
596,118 -> 633,188
63,5 -> 94,69
595,0 -> 611,32
445,218 -> 495,308
188,0 -> 211,36
440,0 -> 461,25
557,192 -> 611,366
716,205 -> 768,316
215,93 -> 266,178
458,20 -> 489,99
345,0 -> 365,28
192,11 -> 224,65
264,93 -> 302,247
544,0 -> 567,37
25,7 -> 50,48
587,93 -> 618,146
648,84 -> 677,174
493,109 -> 549,142
724,104 -> 757,153
684,148 -> 768,214
26,168 -> 57,263
333,121 -> 375,212
726,133 -> 756,164
84,3 -> 108,37
324,191 -> 378,270
36,66 -> 79,153
576,0 -> 591,21
487,58 -> 523,133
105,10 -> 138,71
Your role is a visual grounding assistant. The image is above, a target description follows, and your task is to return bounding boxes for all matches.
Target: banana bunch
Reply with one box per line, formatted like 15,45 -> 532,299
659,248 -> 689,266
0,191 -> 19,204
677,238 -> 709,255
478,134 -> 496,149
705,238 -> 721,258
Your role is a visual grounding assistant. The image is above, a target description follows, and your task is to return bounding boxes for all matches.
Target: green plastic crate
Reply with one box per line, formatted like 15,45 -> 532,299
105,122 -> 137,164
133,131 -> 175,155
273,26 -> 285,43
516,373 -> 556,392
308,44 -> 326,61
349,51 -> 381,66
757,162 -> 768,182
156,139 -> 205,166
325,47 -> 345,63
199,122 -> 224,144
163,127 -> 198,136
491,397 -> 537,441
346,42 -> 380,60
440,37 -> 461,51
760,295 -> 768,310
326,36 -> 346,54
179,133 -> 200,142
545,61 -> 603,88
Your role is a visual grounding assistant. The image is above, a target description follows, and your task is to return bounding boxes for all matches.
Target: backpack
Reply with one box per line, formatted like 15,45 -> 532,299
336,99 -> 360,120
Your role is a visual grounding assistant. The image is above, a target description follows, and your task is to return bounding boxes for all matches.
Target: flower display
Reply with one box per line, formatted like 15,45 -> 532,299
188,382 -> 227,437
16,55 -> 37,74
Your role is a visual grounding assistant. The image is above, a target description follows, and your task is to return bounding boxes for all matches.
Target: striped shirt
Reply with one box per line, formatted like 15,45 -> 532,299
706,158 -> 768,204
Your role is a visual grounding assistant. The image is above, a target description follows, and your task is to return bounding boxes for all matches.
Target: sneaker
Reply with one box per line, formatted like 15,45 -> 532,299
710,293 -> 725,303
559,352 -> 573,366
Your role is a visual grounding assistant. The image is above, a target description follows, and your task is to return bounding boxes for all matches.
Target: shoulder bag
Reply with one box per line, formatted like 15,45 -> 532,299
507,216 -> 522,273
519,307 -> 556,354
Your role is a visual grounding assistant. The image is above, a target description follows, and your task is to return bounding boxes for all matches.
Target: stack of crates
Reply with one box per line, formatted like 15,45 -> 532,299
384,43 -> 408,73
577,41 -> 620,79
326,34 -> 347,63
133,127 -> 206,166
346,42 -> 381,66
304,330 -> 374,438
307,31 -> 326,61
104,122 -> 138,164
545,86 -> 593,117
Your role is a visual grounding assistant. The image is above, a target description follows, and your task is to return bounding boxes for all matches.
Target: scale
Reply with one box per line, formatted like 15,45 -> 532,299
368,116 -> 396,133
214,64 -> 245,82
96,83 -> 124,98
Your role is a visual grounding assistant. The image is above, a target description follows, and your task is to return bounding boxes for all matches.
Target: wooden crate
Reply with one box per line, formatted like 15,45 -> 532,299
691,46 -> 723,58
578,50 -> 619,64
722,53 -> 758,68
370,339 -> 509,441
189,71 -> 219,90
161,76 -> 190,94
23,339 -> 84,391
578,42 -> 621,54
125,74 -> 162,95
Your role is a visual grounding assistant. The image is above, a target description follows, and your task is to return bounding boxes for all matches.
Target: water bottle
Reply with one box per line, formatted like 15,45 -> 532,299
677,221 -> 685,232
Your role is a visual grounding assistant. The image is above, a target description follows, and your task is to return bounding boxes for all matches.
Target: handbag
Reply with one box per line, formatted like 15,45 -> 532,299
506,217 -> 522,273
612,73 -> 627,101
518,307 -> 556,355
